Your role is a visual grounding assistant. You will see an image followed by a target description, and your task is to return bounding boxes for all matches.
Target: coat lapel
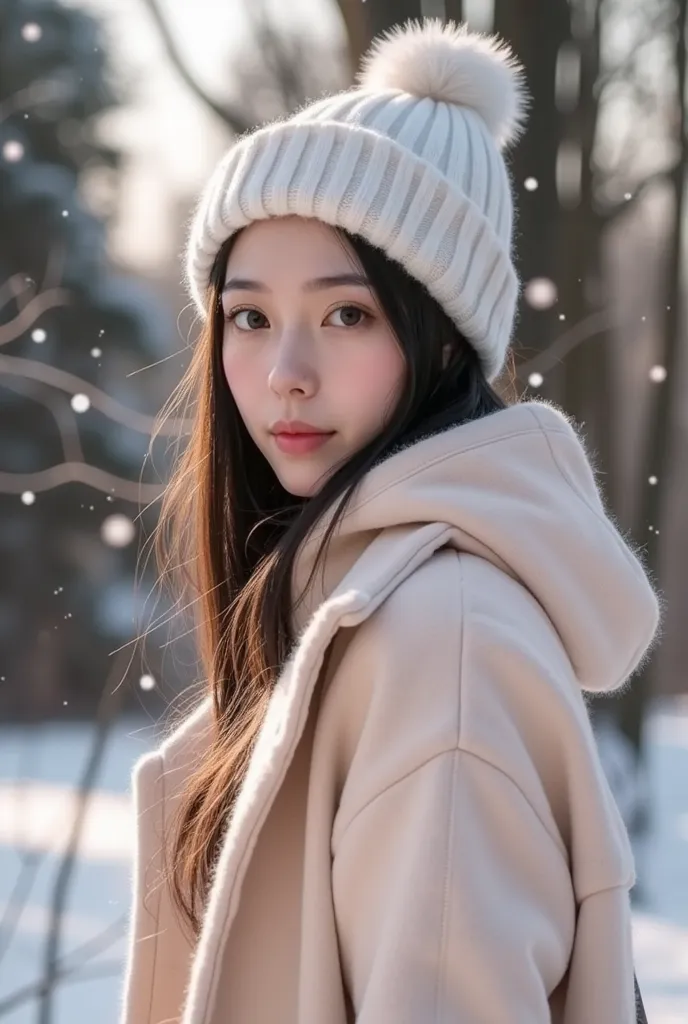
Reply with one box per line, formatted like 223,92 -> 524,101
180,522 -> 454,1024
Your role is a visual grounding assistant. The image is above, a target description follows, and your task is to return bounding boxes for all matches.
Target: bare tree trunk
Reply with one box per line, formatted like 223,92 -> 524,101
444,0 -> 464,20
618,0 -> 688,760
493,0 -> 571,387
335,0 -> 370,71
363,0 -> 424,39
559,3 -> 618,507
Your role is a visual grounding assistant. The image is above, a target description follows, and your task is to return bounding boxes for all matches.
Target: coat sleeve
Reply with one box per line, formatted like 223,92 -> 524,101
119,751 -> 165,1024
561,884 -> 637,1023
331,745 -> 577,1024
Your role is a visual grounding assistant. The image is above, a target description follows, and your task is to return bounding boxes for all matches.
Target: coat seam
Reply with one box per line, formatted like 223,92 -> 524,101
434,750 -> 458,1022
333,746 -> 569,870
455,552 -> 465,752
349,427 -> 564,515
144,753 -> 164,1024
580,879 -> 636,903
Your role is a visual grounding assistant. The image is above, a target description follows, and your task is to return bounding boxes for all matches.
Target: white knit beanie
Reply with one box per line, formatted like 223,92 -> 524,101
184,19 -> 528,383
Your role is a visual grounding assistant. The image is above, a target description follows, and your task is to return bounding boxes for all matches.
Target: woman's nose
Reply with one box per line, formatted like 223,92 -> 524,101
268,335 -> 318,398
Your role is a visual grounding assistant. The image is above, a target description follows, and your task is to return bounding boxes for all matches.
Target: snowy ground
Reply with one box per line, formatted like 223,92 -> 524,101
0,702 -> 686,1022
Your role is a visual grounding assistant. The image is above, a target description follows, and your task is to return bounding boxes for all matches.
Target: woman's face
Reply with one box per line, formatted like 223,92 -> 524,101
221,217 -> 406,498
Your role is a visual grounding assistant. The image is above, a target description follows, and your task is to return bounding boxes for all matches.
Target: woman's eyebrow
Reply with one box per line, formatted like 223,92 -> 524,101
221,272 -> 371,295
222,277 -> 267,294
303,273 -> 370,292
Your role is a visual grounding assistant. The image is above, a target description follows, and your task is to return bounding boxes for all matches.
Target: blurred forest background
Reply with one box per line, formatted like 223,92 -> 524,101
1,0 -> 687,1020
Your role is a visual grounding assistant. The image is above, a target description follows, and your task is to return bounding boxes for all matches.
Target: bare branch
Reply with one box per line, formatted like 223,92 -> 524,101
0,463 -> 163,503
0,79 -> 75,126
0,274 -> 32,310
0,376 -> 85,464
58,915 -> 128,975
246,1 -> 307,113
596,10 -> 675,91
139,0 -> 252,134
515,309 -> 612,378
36,651 -> 132,1024
0,288 -> 71,346
598,166 -> 673,223
0,851 -> 43,965
0,354 -> 190,436
0,962 -> 122,1017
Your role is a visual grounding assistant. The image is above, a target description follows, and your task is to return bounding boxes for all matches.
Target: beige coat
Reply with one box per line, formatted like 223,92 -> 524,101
120,400 -> 662,1024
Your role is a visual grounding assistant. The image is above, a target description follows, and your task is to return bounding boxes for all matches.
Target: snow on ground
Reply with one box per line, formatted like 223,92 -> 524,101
0,702 -> 686,1022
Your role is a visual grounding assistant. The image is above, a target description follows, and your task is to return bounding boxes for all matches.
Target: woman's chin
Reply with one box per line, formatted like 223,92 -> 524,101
269,456 -> 339,499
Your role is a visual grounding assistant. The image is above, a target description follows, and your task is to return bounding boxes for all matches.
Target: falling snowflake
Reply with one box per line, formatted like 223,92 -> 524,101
624,192 -> 632,200
649,476 -> 658,485
2,140 -> 24,162
101,514 -> 135,548
61,210 -> 69,218
98,329 -> 105,337
21,491 -> 36,505
139,674 -> 156,691
558,313 -> 566,321
71,393 -> 91,413
528,372 -> 544,388
649,365 -> 666,383
21,22 -> 42,42
31,329 -> 46,343
524,177 -> 539,191
524,277 -> 558,310
90,347 -> 102,358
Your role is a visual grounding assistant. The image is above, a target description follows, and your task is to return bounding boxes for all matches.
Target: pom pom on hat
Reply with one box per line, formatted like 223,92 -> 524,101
357,18 -> 528,148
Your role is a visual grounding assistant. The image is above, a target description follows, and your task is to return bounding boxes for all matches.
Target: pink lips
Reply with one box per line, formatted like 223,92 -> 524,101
272,431 -> 335,455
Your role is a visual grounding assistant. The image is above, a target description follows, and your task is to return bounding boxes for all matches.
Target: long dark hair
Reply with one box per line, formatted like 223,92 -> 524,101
153,225 -> 513,933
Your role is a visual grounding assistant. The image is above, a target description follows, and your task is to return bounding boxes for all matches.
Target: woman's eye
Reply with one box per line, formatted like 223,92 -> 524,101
229,308 -> 269,331
326,305 -> 368,328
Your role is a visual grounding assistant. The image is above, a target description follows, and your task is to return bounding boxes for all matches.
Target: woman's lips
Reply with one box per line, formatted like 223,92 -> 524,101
272,431 -> 335,455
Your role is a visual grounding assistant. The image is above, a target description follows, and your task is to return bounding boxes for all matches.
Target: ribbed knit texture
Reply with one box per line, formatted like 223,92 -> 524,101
184,22 -> 525,383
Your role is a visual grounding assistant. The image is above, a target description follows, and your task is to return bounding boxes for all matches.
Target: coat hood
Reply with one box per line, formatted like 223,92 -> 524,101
293,400 -> 663,693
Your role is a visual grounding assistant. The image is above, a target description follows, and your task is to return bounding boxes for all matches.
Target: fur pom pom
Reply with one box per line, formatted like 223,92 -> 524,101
357,19 -> 528,148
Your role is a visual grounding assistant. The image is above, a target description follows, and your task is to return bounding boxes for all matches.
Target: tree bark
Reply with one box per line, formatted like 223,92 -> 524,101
363,0 -> 424,39
493,0 -> 571,384
444,0 -> 464,20
618,0 -> 688,758
559,4 -> 618,509
335,0 -> 370,72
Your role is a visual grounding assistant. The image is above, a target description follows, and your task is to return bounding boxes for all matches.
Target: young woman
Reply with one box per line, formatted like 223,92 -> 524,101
121,20 -> 660,1024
